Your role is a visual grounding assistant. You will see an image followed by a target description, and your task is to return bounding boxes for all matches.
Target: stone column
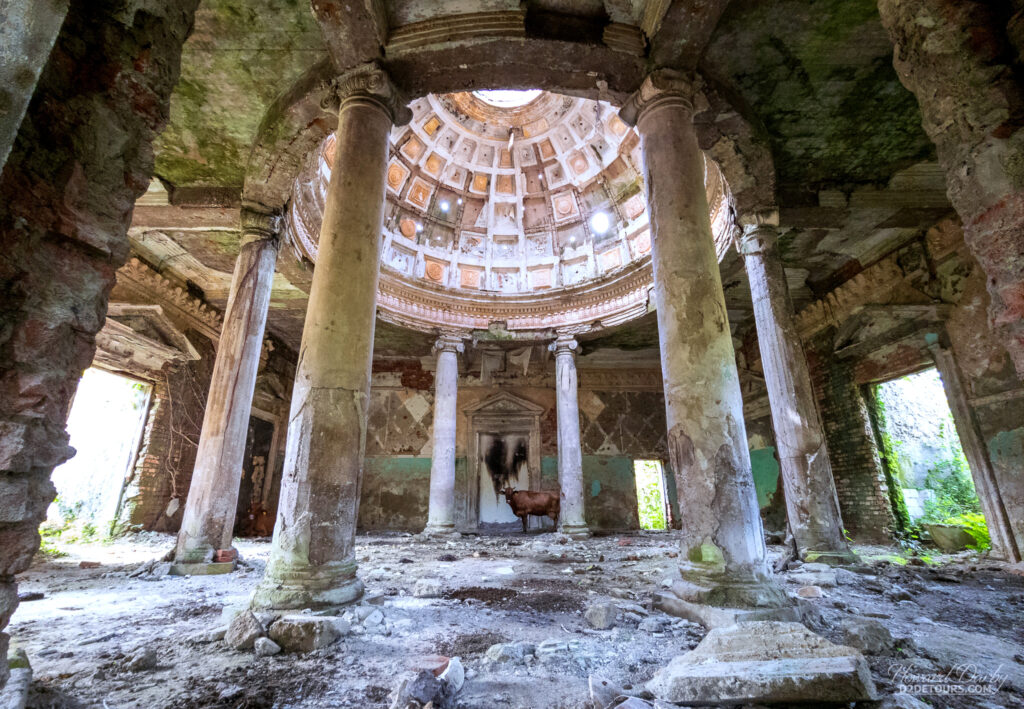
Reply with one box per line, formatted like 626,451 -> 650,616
423,334 -> 464,535
739,216 -> 855,564
173,206 -> 280,572
251,64 -> 410,610
549,334 -> 589,537
620,71 -> 790,626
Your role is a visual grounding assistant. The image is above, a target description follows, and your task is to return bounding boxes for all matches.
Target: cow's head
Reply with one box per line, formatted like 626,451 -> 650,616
502,487 -> 516,504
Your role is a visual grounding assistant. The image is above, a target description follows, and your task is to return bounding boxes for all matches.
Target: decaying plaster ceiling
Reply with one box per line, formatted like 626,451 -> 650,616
137,0 -> 956,358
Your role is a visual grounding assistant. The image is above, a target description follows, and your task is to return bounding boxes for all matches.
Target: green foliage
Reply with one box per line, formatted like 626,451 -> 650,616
634,460 -> 667,531
868,390 -> 913,534
920,453 -> 981,522
941,512 -> 990,551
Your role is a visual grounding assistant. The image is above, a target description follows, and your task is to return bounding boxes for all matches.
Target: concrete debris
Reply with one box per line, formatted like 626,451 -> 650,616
589,675 -> 630,708
438,656 -> 464,691
840,617 -> 896,655
909,625 -> 1024,690
389,668 -> 456,709
225,610 -> 265,650
585,602 -> 619,629
191,626 -> 227,644
254,637 -> 282,657
413,578 -> 443,598
877,693 -> 932,709
0,647 -> 31,709
125,647 -> 158,672
788,570 -> 837,587
268,615 -> 341,653
646,621 -> 877,705
797,585 -> 824,598
485,641 -> 535,663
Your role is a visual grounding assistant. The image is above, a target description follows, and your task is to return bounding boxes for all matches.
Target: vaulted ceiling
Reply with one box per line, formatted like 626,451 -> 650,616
138,0 -> 953,358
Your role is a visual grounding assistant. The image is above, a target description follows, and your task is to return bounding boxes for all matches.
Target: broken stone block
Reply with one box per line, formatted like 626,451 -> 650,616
0,645 -> 30,709
589,675 -> 629,708
389,669 -> 449,709
268,615 -> 340,653
797,586 -> 824,598
225,610 -> 265,650
878,692 -> 932,708
125,647 -> 157,672
840,617 -> 895,655
646,621 -> 877,705
254,637 -> 281,656
485,641 -> 535,663
413,578 -> 442,598
788,570 -> 837,587
910,624 -> 1024,689
585,602 -> 619,629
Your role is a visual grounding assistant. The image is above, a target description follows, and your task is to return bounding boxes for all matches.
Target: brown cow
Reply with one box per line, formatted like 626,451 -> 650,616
502,487 -> 559,533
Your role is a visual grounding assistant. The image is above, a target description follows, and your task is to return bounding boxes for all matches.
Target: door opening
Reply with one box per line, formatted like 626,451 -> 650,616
633,459 -> 668,530
871,367 -> 990,551
48,368 -> 152,539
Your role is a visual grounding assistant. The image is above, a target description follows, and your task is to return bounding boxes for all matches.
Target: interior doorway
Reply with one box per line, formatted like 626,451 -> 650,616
478,432 -> 530,527
870,367 -> 990,550
633,459 -> 668,531
48,368 -> 152,537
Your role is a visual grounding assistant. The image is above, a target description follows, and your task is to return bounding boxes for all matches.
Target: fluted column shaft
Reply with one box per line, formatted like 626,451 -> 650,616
550,335 -> 589,536
252,64 -> 410,610
424,335 -> 464,533
621,72 -> 767,581
740,221 -> 853,562
174,208 -> 280,567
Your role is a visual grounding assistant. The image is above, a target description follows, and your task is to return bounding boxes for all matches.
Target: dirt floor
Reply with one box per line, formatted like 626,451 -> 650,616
7,532 -> 1024,708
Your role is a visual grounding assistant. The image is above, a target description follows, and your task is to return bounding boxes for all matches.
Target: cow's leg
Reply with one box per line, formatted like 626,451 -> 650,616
521,515 -> 528,533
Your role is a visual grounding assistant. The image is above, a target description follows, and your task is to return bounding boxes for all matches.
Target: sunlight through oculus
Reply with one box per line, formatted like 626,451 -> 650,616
473,89 -> 542,108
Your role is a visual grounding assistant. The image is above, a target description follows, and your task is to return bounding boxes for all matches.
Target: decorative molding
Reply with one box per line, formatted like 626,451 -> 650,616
737,222 -> 778,255
240,203 -> 282,246
619,68 -> 697,127
793,252 -> 909,340
386,11 -> 525,54
117,258 -> 223,342
324,62 -> 412,126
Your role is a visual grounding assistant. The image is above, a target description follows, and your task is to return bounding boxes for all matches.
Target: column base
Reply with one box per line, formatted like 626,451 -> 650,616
169,560 -> 237,576
654,567 -> 798,628
250,559 -> 364,611
556,523 -> 591,539
801,549 -> 860,566
420,523 -> 458,537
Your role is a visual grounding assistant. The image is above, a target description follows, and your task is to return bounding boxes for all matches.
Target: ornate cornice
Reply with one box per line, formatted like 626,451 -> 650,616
619,69 -> 697,127
323,62 -> 412,126
118,258 -> 223,341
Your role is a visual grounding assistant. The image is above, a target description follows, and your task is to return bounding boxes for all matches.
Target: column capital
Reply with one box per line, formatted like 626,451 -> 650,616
323,62 -> 412,126
548,334 -> 578,356
434,333 -> 466,354
619,69 -> 698,128
240,203 -> 282,247
737,220 -> 780,255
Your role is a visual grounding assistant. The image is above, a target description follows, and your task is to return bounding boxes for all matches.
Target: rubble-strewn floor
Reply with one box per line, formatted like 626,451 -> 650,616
9,532 -> 1024,708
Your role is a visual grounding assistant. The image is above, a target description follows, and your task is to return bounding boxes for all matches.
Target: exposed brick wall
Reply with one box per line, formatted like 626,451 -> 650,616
806,331 -> 896,542
116,331 -> 215,533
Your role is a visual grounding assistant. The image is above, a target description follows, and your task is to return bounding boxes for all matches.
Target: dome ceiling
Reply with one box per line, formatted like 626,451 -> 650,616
287,90 -> 733,336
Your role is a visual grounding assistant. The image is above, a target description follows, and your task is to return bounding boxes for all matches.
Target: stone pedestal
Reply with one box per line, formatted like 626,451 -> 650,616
174,207 -> 280,570
251,64 -> 410,610
423,335 -> 464,535
621,70 -> 790,622
739,219 -> 855,564
549,334 -> 589,537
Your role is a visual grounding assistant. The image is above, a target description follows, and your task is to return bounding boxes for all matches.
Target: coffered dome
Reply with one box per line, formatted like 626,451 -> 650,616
286,90 -> 734,336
